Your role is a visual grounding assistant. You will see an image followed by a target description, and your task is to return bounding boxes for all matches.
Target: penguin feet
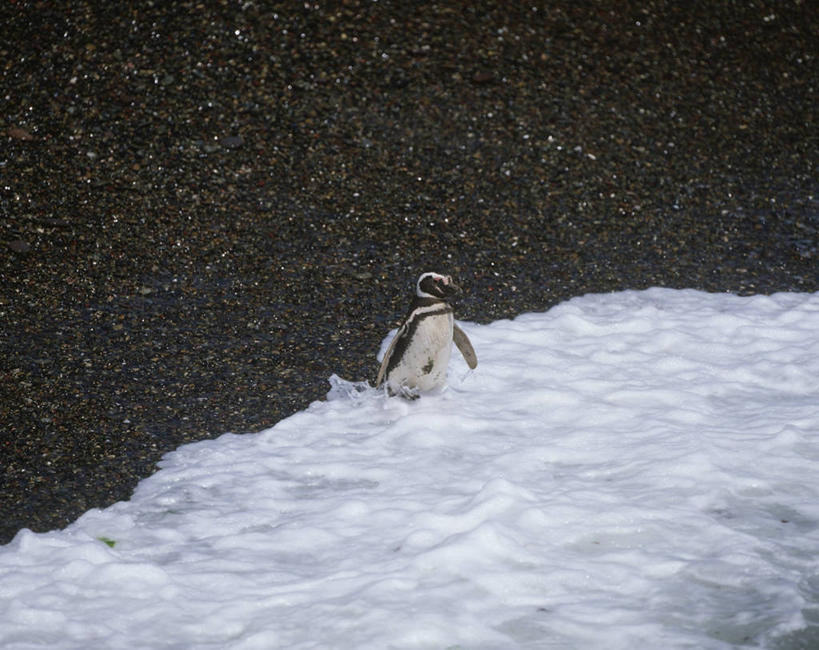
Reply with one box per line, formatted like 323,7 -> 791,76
391,385 -> 420,401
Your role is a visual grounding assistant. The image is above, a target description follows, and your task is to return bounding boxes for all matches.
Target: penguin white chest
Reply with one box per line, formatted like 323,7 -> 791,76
388,311 -> 453,392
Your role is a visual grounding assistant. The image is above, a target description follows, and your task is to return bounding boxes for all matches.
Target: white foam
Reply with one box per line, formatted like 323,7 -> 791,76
2,288 -> 818,649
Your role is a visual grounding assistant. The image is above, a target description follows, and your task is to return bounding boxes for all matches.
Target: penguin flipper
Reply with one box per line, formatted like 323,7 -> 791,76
453,323 -> 477,369
376,325 -> 405,387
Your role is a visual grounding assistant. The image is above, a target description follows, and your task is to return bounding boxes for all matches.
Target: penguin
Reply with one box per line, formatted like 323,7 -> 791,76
376,272 -> 478,398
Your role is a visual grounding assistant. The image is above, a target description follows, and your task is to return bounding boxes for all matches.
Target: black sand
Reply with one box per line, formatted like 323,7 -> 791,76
1,1 -> 817,544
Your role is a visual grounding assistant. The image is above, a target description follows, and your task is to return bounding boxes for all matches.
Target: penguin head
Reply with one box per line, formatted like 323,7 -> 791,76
416,272 -> 460,300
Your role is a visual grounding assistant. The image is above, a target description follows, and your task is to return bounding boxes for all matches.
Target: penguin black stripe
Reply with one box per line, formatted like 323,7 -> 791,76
383,304 -> 453,379
399,297 -> 450,324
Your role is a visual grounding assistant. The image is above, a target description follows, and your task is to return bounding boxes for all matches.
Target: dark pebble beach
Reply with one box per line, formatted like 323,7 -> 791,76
1,1 -> 816,544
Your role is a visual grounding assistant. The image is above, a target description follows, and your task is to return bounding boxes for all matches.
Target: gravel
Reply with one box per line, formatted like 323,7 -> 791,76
1,1 -> 816,544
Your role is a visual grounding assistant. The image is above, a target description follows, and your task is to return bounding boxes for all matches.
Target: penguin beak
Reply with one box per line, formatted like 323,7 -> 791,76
444,276 -> 460,295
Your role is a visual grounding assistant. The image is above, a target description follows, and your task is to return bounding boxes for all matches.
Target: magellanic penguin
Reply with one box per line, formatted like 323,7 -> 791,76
376,272 -> 478,398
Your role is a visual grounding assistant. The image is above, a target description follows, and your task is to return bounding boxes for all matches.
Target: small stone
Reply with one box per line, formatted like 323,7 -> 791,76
6,126 -> 34,141
221,135 -> 244,149
36,218 -> 71,228
7,240 -> 32,253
